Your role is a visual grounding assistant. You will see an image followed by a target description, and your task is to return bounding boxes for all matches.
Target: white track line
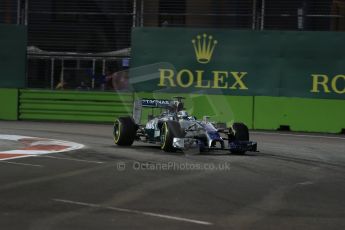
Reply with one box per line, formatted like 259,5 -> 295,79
0,155 -> 36,161
0,134 -> 37,141
296,181 -> 314,186
0,161 -> 43,167
38,155 -> 104,164
53,199 -> 213,226
2,150 -> 51,154
251,131 -> 345,140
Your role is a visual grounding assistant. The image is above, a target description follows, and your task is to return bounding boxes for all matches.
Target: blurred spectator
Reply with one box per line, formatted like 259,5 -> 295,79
104,70 -> 114,90
56,78 -> 67,90
111,70 -> 129,91
161,20 -> 169,27
4,0 -> 13,24
91,73 -> 106,90
76,81 -> 90,91
331,0 -> 345,31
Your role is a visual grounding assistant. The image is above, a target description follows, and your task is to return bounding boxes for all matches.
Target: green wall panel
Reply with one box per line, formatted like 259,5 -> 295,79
19,90 -> 133,123
20,90 -> 133,102
0,88 -> 18,120
130,28 -> 345,100
254,96 -> 345,133
0,25 -> 27,88
14,90 -> 345,133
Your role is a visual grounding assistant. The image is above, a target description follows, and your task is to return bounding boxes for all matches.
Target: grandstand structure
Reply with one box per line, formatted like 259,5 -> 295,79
1,0 -> 344,89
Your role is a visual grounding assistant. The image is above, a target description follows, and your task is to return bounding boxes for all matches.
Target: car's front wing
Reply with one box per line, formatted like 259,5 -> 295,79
173,137 -> 258,153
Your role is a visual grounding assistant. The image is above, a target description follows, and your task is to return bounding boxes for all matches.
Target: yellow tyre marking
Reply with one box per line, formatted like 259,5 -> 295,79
161,122 -> 169,149
114,120 -> 121,144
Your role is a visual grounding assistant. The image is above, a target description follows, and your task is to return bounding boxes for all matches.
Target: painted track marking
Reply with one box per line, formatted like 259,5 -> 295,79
38,155 -> 104,164
0,134 -> 84,161
54,199 -> 213,226
0,161 -> 43,167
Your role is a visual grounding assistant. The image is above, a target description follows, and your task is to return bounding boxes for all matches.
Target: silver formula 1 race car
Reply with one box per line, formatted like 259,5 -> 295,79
113,97 -> 257,154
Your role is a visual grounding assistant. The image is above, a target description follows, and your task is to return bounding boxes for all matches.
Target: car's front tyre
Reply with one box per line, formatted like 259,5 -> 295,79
161,120 -> 183,152
113,116 -> 137,146
229,122 -> 249,154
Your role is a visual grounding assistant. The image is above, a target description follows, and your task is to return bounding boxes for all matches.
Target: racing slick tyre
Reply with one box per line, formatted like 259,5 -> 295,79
113,116 -> 137,146
229,122 -> 249,154
161,120 -> 183,152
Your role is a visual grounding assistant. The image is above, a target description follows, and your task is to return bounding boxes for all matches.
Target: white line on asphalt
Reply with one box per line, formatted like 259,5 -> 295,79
0,134 -> 34,141
0,161 -> 44,167
38,155 -> 104,164
0,155 -> 36,161
251,131 -> 345,140
2,150 -> 50,154
296,181 -> 314,186
53,199 -> 213,226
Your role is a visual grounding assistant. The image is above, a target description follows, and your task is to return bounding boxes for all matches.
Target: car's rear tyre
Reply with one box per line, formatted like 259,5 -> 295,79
229,122 -> 249,154
113,116 -> 137,146
161,120 -> 183,152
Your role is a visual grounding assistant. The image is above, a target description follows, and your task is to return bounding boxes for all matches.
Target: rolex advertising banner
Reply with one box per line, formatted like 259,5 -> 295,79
130,28 -> 345,100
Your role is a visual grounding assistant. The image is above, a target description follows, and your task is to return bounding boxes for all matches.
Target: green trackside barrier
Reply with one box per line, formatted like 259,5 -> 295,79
134,92 -> 254,128
135,93 -> 345,133
15,89 -> 345,133
19,89 -> 133,122
0,88 -> 18,120
254,96 -> 345,133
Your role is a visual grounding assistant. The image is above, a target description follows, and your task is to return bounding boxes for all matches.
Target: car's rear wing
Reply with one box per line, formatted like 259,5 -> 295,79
133,99 -> 172,124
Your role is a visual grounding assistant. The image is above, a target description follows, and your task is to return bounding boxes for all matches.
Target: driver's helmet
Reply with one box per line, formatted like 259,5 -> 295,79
177,110 -> 189,119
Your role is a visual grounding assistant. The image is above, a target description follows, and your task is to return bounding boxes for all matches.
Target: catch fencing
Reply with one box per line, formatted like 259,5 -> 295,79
0,0 -> 344,89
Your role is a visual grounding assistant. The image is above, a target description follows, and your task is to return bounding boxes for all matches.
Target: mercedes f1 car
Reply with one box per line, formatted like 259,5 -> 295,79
113,97 -> 257,154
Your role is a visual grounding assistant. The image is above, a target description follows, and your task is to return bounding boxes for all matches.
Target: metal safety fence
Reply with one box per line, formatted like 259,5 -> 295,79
1,0 -> 344,90
0,0 -> 20,24
27,0 -> 133,53
27,48 -> 130,91
263,0 -> 345,31
141,0 -> 256,29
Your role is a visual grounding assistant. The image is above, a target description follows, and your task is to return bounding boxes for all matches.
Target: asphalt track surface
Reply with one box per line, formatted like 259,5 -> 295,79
0,121 -> 345,230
